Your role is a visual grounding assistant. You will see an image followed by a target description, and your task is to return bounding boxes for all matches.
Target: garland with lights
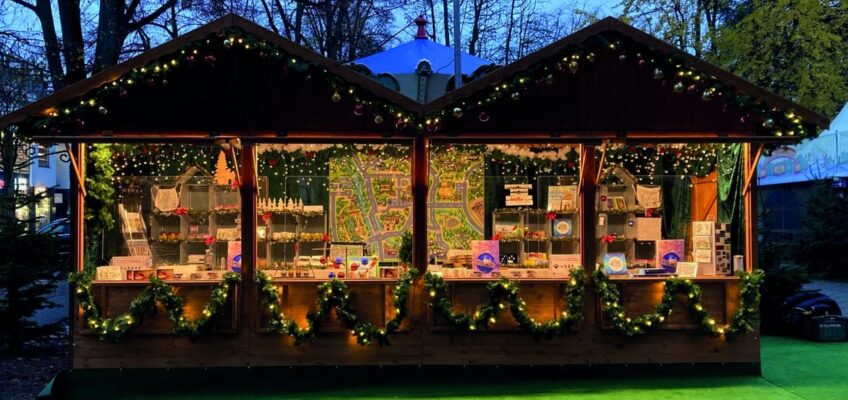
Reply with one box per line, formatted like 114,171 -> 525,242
29,26 -> 414,135
256,268 -> 416,346
427,32 -> 813,138
423,267 -> 585,338
69,271 -> 240,342
592,269 -> 763,339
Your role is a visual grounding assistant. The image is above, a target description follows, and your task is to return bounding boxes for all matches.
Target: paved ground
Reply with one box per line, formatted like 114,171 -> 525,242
803,280 -> 848,313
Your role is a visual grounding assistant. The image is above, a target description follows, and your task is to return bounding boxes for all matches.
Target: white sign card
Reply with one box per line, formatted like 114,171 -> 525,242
505,183 -> 533,206
547,185 -> 577,211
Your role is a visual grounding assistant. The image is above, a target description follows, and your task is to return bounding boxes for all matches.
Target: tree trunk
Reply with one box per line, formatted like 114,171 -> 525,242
428,0 -> 437,42
33,0 -> 65,89
295,1 -> 305,45
469,0 -> 483,55
58,0 -> 86,84
92,0 -> 126,73
444,0 -> 450,47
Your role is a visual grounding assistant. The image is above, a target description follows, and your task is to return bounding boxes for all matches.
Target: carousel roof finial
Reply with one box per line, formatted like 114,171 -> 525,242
414,15 -> 428,40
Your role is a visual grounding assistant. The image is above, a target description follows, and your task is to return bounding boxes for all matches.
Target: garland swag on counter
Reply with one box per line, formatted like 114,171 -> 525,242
423,267 -> 586,339
256,269 -> 417,346
69,271 -> 240,342
593,269 -> 764,339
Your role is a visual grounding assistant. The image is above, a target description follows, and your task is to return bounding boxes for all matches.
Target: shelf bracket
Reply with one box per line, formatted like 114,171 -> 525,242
65,143 -> 86,197
743,143 -> 764,195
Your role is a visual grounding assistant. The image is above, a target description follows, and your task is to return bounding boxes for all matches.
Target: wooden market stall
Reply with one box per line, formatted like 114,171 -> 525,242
0,14 -> 829,370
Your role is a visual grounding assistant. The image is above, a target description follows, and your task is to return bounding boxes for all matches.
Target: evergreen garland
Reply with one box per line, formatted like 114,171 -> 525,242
256,269 -> 416,346
69,271 -> 240,342
423,267 -> 586,339
593,269 -> 763,339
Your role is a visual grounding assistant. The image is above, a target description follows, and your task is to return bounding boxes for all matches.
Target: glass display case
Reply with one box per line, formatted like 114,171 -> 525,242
426,144 -> 581,280
255,143 -> 413,281
91,144 -> 241,283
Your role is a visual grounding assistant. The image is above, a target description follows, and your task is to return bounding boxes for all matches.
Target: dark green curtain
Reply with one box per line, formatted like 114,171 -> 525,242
663,177 -> 692,240
717,144 -> 745,255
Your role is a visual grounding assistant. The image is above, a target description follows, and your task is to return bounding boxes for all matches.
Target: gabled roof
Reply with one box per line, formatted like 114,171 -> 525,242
0,14 -> 422,130
0,15 -> 830,141
424,17 -> 829,135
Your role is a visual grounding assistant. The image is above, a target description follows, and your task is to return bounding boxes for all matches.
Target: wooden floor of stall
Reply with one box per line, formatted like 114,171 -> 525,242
70,276 -> 759,368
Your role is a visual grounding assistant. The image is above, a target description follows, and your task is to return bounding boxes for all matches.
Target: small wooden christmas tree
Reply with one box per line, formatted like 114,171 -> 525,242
214,150 -> 236,185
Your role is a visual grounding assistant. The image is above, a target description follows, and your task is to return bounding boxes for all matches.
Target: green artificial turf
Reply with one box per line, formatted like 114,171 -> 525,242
56,336 -> 847,400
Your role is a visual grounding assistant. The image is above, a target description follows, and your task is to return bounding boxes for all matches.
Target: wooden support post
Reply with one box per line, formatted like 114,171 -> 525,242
580,144 -> 597,272
240,144 -> 257,329
68,143 -> 85,369
578,145 -> 590,193
412,138 -> 429,271
228,140 -> 242,185
65,143 -> 86,197
743,143 -> 764,195
743,143 -> 758,272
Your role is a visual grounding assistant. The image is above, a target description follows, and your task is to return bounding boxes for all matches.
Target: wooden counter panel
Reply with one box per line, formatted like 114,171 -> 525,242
599,281 -> 729,330
80,283 -> 238,336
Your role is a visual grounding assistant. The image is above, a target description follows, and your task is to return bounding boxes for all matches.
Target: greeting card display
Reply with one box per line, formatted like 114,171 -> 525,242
635,217 -> 661,241
552,218 -> 573,238
471,240 -> 500,277
551,254 -> 581,277
504,184 -> 533,207
656,240 -> 685,273
676,262 -> 698,278
547,185 -> 577,211
227,241 -> 242,273
603,253 -> 628,275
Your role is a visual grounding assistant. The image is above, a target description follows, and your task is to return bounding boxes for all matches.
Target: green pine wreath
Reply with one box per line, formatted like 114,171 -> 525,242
256,268 -> 416,346
593,269 -> 763,339
423,267 -> 586,338
70,271 -> 240,342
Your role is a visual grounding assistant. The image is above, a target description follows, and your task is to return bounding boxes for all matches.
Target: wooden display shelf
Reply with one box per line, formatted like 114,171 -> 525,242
92,279 -> 227,286
608,275 -> 740,283
270,278 -> 400,284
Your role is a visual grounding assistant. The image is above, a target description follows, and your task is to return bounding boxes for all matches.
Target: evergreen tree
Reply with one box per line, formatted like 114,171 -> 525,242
795,180 -> 848,278
714,0 -> 848,116
0,128 -> 60,354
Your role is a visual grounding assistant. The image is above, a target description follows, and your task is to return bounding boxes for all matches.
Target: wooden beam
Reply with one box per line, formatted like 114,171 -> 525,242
595,140 -> 608,184
227,139 -> 241,186
578,144 -> 590,193
412,138 -> 429,271
65,143 -> 86,197
743,143 -> 764,195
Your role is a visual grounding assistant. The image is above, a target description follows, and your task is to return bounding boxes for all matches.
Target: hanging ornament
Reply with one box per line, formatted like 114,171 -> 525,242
353,104 -> 364,116
98,106 -> 108,115
567,60 -> 579,73
119,89 -> 128,98
452,107 -> 463,119
478,112 -> 490,123
638,59 -> 647,68
331,92 -> 342,103
762,118 -> 775,128
586,52 -> 596,62
511,92 -> 521,100
653,68 -> 664,80
686,84 -> 698,94
223,38 -> 233,48
146,78 -> 156,87
74,118 -> 85,127
701,88 -> 715,102
544,74 -> 554,85
395,119 -> 408,130
185,54 -> 196,65
374,115 -> 384,124
161,79 -> 169,87
204,54 -> 216,66
618,54 -> 627,63
673,82 -> 685,94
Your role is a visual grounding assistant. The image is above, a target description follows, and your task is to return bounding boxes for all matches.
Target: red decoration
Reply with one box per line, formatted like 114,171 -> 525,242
231,179 -> 239,190
545,211 -> 556,220
323,233 -> 330,243
492,233 -> 502,241
262,212 -> 273,223
175,207 -> 188,216
601,234 -> 616,244
304,151 -> 315,159
268,159 -> 278,167
645,208 -> 655,218
204,235 -> 215,246
600,195 -> 607,202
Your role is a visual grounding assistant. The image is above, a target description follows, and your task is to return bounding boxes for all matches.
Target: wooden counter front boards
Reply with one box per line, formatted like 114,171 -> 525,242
72,277 -> 759,368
